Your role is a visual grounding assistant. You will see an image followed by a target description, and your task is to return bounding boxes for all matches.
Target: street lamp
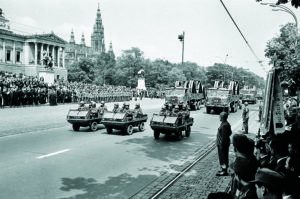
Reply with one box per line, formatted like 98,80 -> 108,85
261,2 -> 298,30
178,31 -> 185,65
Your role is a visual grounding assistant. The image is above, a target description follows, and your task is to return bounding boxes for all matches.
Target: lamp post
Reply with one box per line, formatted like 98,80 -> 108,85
178,31 -> 185,65
261,3 -> 298,30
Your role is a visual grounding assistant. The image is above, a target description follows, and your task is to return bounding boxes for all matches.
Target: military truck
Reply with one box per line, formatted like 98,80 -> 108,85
205,81 -> 240,114
165,80 -> 205,110
240,87 -> 257,104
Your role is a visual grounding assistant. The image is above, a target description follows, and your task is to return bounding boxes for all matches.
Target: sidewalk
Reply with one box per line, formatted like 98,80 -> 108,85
132,106 -> 260,199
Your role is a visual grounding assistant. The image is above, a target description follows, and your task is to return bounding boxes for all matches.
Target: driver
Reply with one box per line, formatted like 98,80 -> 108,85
98,100 -> 108,113
78,101 -> 85,110
112,103 -> 120,113
133,103 -> 143,116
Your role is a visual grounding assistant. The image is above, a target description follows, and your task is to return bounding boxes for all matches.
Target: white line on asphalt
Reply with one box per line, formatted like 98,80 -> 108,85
36,149 -> 70,159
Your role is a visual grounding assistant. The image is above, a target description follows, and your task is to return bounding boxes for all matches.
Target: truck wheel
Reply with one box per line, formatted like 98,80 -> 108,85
154,131 -> 160,139
107,127 -> 113,134
126,125 -> 133,135
138,122 -> 145,132
90,122 -> 98,131
176,131 -> 183,140
72,124 -> 80,131
206,107 -> 210,114
185,126 -> 191,137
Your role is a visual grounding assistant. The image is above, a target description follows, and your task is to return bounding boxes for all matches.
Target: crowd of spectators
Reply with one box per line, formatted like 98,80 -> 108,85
209,100 -> 300,199
0,72 -> 132,108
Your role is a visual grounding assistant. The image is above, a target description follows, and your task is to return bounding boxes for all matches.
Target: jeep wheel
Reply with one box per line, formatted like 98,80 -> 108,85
138,122 -> 145,132
107,127 -> 113,134
90,122 -> 98,131
206,107 -> 210,114
126,125 -> 133,135
154,131 -> 160,139
72,124 -> 80,131
185,126 -> 191,137
176,131 -> 183,140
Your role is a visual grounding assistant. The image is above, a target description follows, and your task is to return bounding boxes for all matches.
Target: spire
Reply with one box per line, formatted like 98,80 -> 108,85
91,3 -> 105,53
108,41 -> 115,60
81,33 -> 86,46
69,29 -> 75,44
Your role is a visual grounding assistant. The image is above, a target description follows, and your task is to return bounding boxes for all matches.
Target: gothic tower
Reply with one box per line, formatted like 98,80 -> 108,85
91,3 -> 105,53
108,41 -> 115,60
81,33 -> 86,46
69,29 -> 75,44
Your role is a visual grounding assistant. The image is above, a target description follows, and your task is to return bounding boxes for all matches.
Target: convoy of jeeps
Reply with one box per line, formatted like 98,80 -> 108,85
66,80 -> 258,141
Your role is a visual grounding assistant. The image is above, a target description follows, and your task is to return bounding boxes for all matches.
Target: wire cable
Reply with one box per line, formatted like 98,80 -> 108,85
219,0 -> 267,73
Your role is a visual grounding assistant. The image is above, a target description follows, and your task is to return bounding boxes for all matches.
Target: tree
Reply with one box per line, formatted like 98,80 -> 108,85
68,58 -> 95,83
256,0 -> 300,8
265,23 -> 300,85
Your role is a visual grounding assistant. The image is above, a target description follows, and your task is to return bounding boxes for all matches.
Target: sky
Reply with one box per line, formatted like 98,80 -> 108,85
1,0 -> 299,78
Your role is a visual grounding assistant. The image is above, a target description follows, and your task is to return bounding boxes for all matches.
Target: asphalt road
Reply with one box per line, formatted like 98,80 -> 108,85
0,99 -> 260,199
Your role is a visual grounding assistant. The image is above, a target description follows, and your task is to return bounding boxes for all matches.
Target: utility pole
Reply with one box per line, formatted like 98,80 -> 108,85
178,31 -> 185,65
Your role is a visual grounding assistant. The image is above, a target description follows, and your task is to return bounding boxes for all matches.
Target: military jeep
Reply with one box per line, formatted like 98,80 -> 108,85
101,112 -> 148,135
150,113 -> 194,140
66,106 -> 104,132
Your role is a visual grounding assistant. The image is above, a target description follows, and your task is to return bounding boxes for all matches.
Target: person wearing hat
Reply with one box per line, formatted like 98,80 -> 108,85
251,168 -> 284,199
242,102 -> 250,134
231,134 -> 259,198
133,102 -> 143,117
216,111 -> 232,176
98,101 -> 108,114
112,103 -> 120,113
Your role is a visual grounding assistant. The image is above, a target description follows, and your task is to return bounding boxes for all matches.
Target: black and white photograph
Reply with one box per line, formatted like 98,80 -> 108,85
0,0 -> 300,198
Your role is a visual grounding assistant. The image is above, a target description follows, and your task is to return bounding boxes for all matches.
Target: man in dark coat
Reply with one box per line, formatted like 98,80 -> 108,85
216,111 -> 232,176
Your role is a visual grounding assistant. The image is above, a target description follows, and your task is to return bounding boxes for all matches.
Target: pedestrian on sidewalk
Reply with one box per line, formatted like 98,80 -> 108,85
242,102 -> 249,134
216,111 -> 232,176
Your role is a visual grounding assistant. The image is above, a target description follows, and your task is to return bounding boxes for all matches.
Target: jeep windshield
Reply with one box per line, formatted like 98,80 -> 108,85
168,89 -> 185,96
207,89 -> 229,98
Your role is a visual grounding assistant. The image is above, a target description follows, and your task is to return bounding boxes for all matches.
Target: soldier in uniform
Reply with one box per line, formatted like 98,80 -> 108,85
242,102 -> 250,134
98,101 -> 108,114
78,101 -> 85,110
258,101 -> 263,122
112,103 -> 120,113
216,111 -> 232,176
133,103 -> 143,117
120,102 -> 127,113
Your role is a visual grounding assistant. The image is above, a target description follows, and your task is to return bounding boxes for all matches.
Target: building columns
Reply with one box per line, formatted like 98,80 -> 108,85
34,42 -> 38,65
12,41 -> 16,64
62,48 -> 65,68
52,45 -> 55,66
40,43 -> 43,65
58,47 -> 61,67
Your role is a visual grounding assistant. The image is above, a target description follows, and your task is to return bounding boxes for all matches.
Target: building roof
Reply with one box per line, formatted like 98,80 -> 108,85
25,33 -> 66,44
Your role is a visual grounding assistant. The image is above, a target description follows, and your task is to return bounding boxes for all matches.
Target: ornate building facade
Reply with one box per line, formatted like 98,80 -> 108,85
65,4 -> 108,67
0,9 -> 67,80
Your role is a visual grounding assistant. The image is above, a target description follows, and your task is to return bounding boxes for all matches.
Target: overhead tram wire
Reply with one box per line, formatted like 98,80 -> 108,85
219,0 -> 267,73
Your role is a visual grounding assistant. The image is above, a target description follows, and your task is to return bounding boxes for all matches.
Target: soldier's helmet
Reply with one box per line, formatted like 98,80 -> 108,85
244,102 -> 248,106
91,101 -> 96,108
114,103 -> 119,108
174,105 -> 179,112
100,101 -> 105,106
79,101 -> 85,106
135,103 -> 140,108
179,101 -> 184,105
182,104 -> 187,110
125,102 -> 130,109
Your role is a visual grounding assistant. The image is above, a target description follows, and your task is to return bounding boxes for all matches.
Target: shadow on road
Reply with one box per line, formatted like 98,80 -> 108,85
115,133 -> 211,162
59,173 -> 156,199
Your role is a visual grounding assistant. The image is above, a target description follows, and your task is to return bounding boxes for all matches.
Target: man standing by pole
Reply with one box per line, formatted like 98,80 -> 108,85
242,102 -> 250,134
216,111 -> 232,176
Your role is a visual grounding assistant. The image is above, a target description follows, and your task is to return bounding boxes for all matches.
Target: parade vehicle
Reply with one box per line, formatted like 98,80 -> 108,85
150,114 -> 194,140
240,86 -> 257,104
205,81 -> 240,114
101,111 -> 148,135
165,80 -> 205,110
66,104 -> 104,132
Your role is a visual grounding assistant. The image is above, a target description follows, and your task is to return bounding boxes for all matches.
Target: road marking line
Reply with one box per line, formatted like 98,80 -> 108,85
36,149 -> 70,159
